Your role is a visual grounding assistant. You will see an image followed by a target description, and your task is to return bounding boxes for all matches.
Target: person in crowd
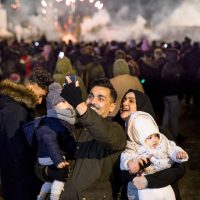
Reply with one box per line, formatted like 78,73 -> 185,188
53,56 -> 87,101
125,55 -> 140,77
138,50 -> 164,125
36,82 -> 76,200
0,66 -> 53,200
118,89 -> 186,200
35,78 -> 127,200
161,48 -> 184,142
75,45 -> 105,90
120,111 -> 188,200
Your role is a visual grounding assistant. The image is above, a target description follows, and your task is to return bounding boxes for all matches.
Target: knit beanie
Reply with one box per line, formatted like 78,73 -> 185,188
55,56 -> 76,75
127,111 -> 160,147
113,59 -> 130,76
46,82 -> 65,109
54,56 -> 76,85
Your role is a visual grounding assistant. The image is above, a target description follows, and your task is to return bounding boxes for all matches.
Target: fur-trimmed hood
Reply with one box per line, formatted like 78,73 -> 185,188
0,79 -> 38,109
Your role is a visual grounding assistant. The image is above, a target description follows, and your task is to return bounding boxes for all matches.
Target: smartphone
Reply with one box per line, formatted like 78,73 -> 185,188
69,74 -> 77,84
58,51 -> 64,59
139,158 -> 151,171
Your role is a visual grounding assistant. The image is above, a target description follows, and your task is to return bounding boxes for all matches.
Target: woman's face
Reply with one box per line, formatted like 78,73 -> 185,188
120,92 -> 137,120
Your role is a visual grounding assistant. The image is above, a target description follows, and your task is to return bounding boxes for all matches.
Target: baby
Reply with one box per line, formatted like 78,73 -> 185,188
120,111 -> 189,200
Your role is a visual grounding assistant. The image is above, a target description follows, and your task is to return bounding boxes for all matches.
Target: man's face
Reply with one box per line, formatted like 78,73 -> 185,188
120,92 -> 137,120
26,83 -> 47,104
86,86 -> 116,118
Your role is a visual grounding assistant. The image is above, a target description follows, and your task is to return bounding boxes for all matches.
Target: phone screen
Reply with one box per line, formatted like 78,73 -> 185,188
58,52 -> 64,59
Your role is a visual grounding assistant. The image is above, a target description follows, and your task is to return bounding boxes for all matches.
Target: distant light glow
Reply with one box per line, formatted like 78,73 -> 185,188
41,0 -> 47,7
66,0 -> 71,6
98,3 -> 103,10
34,42 -> 39,46
41,9 -> 47,15
89,0 -> 94,3
95,1 -> 100,8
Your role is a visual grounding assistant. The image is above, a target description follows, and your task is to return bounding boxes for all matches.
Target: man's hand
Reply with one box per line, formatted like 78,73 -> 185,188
133,174 -> 148,189
57,161 -> 69,169
61,76 -> 83,108
46,165 -> 69,182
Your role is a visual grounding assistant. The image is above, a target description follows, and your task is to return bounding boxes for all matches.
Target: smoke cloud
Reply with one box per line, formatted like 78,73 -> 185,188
1,0 -> 200,42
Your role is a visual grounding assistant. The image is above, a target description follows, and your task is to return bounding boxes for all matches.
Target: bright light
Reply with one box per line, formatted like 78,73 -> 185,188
65,0 -> 71,6
89,0 -> 94,3
56,0 -> 63,2
41,0 -> 47,7
80,0 -> 84,2
98,3 -> 103,9
95,1 -> 100,7
34,42 -> 39,46
41,9 -> 47,15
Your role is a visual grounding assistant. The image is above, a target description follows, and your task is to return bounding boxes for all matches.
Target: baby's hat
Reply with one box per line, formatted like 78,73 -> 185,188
127,111 -> 160,146
46,82 -> 65,109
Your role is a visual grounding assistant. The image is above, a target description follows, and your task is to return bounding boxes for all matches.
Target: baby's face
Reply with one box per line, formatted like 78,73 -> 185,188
145,133 -> 160,148
54,101 -> 72,110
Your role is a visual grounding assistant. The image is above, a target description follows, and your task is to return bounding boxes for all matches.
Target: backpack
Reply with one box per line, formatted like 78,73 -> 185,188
22,117 -> 44,147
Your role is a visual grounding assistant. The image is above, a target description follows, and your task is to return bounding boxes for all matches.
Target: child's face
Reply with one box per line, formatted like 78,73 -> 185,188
54,101 -> 73,110
145,133 -> 160,148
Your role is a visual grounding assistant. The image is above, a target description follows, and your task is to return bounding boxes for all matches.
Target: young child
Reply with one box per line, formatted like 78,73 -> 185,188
120,111 -> 189,200
36,82 -> 76,200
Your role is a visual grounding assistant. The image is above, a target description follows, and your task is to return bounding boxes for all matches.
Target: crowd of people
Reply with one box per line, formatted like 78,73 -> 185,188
0,35 -> 197,200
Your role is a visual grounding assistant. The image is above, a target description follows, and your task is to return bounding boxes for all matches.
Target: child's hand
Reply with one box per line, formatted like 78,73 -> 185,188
127,159 -> 140,174
176,151 -> 188,160
57,161 -> 69,169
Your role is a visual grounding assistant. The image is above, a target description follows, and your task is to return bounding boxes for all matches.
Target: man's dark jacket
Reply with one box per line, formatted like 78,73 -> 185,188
60,108 -> 127,200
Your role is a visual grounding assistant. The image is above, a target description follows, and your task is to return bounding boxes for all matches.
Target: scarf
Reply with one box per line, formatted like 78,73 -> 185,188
47,108 -> 76,125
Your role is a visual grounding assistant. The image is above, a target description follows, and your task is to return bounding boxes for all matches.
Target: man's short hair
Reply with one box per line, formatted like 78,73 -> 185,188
29,66 -> 54,89
89,78 -> 117,102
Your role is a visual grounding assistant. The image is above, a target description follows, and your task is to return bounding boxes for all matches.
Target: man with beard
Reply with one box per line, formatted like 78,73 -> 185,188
36,78 -> 127,200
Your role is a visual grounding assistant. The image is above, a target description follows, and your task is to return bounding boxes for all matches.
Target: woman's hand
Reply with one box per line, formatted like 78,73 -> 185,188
128,157 -> 150,174
127,159 -> 140,174
133,174 -> 148,189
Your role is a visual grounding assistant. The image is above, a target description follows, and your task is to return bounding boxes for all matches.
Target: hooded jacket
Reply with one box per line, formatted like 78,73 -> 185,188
0,79 -> 41,200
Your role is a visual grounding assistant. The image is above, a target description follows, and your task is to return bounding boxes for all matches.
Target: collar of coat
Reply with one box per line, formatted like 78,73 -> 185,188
0,79 -> 38,109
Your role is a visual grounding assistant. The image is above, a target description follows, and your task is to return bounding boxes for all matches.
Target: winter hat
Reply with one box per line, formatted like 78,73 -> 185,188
54,56 -> 76,85
127,111 -> 160,147
113,59 -> 130,76
55,56 -> 76,75
46,82 -> 65,109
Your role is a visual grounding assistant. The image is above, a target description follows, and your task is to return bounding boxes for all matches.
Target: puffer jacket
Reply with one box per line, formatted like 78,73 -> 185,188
0,79 -> 41,200
60,108 -> 126,200
36,117 -> 76,166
